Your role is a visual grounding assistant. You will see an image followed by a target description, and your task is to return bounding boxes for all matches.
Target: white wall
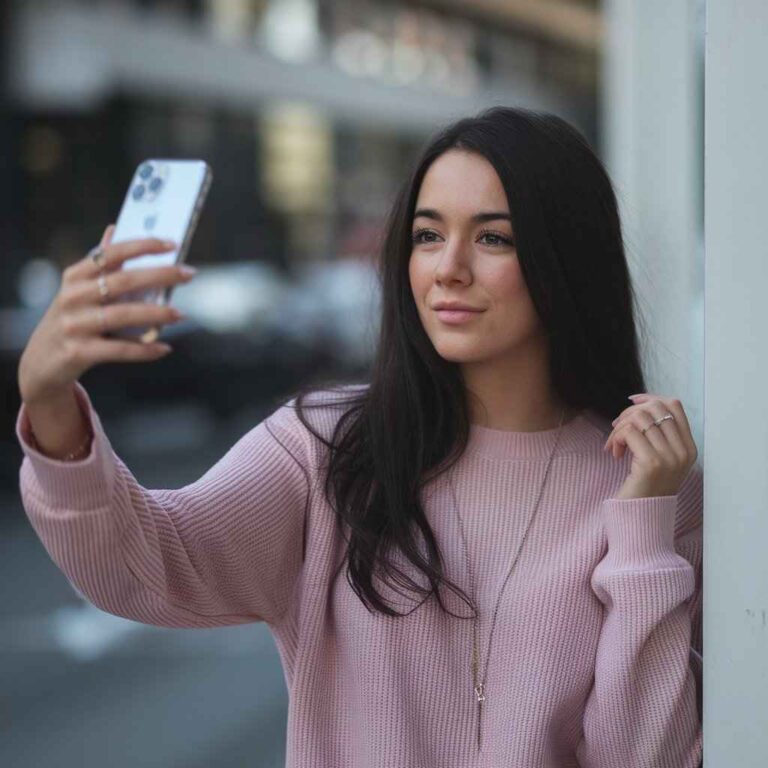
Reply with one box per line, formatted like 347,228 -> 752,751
704,0 -> 768,763
601,0 -> 704,457
604,0 -> 768,763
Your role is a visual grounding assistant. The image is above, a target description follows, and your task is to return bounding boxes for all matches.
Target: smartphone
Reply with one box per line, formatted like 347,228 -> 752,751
104,158 -> 213,344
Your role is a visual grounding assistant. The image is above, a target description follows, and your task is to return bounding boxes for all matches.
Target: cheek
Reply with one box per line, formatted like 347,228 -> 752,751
481,261 -> 541,340
408,255 -> 429,302
482,259 -> 527,305
408,257 -> 416,291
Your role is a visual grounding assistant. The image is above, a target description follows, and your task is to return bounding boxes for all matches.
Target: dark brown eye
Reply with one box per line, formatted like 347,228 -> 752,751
412,229 -> 438,243
477,229 -> 515,247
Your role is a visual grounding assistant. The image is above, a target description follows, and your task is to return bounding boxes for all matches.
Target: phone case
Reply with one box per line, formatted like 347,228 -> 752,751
105,159 -> 213,344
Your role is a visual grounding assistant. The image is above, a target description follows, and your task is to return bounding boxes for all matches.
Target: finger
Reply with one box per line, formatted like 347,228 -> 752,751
82,336 -> 173,364
606,402 -> 648,449
620,409 -> 677,460
69,302 -> 183,336
626,396 -> 696,460
100,224 -> 115,248
612,404 -> 687,461
104,262 -> 194,300
615,422 -> 658,463
609,391 -> 661,430
605,403 -> 659,454
660,398 -> 698,458
611,403 -> 643,427
66,262 -> 194,307
100,237 -> 177,271
609,394 -> 663,440
70,237 -> 176,279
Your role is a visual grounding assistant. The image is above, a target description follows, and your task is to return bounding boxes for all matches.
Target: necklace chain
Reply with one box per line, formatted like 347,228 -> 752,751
447,407 -> 567,751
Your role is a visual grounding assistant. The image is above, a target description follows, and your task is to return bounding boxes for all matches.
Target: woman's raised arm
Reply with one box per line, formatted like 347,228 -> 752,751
16,380 -> 311,630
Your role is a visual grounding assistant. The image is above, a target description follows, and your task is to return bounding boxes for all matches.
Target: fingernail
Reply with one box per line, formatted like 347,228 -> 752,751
179,265 -> 197,276
163,239 -> 177,248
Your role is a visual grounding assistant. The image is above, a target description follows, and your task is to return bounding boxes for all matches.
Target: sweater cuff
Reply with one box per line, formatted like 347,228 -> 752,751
601,495 -> 686,571
16,381 -> 116,510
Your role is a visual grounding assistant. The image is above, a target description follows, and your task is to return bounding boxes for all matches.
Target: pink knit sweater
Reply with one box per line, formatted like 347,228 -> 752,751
16,382 -> 703,768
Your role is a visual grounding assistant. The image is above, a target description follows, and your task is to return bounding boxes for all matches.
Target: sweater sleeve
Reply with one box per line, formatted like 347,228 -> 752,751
15,381 -> 311,629
576,464 -> 704,768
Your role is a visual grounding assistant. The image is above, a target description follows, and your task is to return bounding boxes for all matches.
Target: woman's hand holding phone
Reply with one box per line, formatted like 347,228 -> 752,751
17,223 -> 197,408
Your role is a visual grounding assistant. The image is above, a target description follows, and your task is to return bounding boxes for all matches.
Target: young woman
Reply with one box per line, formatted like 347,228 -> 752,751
17,106 -> 703,767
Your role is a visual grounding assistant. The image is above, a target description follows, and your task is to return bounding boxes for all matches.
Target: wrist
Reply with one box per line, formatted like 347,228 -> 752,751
27,425 -> 93,461
21,381 -> 78,412
601,496 -> 685,570
22,382 -> 95,462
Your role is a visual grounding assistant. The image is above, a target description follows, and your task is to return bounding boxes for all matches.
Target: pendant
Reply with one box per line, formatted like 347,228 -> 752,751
471,634 -> 484,747
475,684 -> 485,750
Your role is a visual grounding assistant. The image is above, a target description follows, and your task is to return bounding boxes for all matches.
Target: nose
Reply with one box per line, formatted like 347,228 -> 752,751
434,238 -> 471,285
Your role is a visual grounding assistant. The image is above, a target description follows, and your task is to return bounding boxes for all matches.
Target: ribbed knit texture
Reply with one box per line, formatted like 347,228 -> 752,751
16,382 -> 703,768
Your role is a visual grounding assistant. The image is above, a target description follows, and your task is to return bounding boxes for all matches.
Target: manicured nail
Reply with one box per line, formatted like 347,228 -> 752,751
163,239 -> 177,248
179,265 -> 197,276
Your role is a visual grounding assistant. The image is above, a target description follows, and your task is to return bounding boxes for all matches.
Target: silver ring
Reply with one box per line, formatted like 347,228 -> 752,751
88,244 -> 107,269
642,412 -> 675,435
96,273 -> 110,304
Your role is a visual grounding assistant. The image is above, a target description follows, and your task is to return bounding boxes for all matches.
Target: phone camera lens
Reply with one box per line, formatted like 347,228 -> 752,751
148,177 -> 163,192
132,184 -> 146,200
138,162 -> 153,179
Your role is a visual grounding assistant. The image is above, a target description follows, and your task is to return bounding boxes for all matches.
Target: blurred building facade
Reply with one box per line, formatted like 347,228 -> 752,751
2,0 -> 599,279
0,0 -> 600,491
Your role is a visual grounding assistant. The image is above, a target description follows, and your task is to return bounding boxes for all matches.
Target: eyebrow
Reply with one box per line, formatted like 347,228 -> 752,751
413,208 -> 512,225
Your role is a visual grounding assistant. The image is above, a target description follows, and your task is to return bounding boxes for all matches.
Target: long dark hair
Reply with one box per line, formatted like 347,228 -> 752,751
276,105 -> 647,619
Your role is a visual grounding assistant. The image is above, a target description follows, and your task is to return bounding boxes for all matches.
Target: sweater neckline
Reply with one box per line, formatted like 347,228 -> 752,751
465,408 -> 607,460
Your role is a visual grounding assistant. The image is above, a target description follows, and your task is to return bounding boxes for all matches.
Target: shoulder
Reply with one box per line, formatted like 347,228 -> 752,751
264,382 -> 370,468
580,408 -> 612,438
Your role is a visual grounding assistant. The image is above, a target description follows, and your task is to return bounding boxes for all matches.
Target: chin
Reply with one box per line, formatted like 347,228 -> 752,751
431,342 -> 490,364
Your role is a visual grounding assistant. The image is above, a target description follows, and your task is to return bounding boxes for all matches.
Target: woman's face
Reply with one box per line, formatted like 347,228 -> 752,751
408,149 -> 545,366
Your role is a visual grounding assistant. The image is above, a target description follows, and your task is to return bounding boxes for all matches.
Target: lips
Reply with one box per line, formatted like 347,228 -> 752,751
432,303 -> 483,312
433,308 -> 483,325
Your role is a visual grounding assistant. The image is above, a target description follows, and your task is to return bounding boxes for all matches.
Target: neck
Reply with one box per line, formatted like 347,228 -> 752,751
469,399 -> 576,433
461,346 -> 574,432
